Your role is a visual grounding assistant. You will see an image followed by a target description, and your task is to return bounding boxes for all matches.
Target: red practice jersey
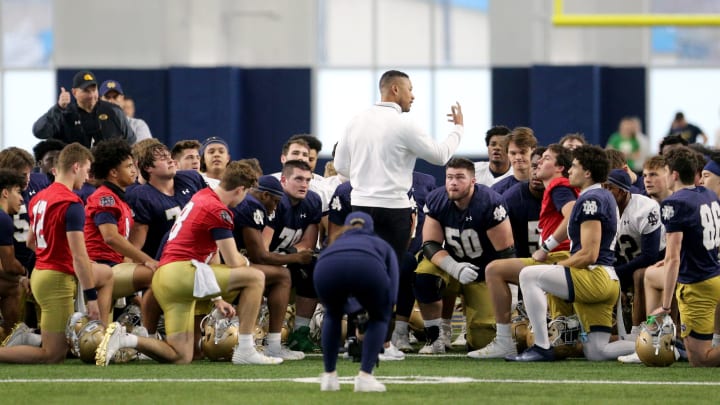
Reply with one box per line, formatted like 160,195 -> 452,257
539,177 -> 579,252
84,185 -> 134,264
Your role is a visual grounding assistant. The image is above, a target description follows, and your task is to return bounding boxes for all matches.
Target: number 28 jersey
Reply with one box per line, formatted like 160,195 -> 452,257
660,186 -> 720,284
425,184 -> 509,269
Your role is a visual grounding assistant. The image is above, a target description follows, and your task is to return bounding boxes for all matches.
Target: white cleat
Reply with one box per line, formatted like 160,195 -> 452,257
467,338 -> 517,359
96,322 -> 123,367
391,330 -> 413,352
320,372 -> 340,392
1,322 -> 37,347
418,338 -> 446,355
451,324 -> 467,347
618,352 -> 641,364
231,346 -> 283,365
265,345 -> 305,360
354,374 -> 386,392
378,342 -> 405,361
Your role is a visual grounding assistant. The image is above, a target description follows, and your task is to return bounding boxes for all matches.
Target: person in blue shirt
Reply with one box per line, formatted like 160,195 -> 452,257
314,211 -> 398,392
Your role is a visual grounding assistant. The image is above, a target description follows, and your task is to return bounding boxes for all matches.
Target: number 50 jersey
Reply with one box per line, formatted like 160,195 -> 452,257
424,184 -> 509,270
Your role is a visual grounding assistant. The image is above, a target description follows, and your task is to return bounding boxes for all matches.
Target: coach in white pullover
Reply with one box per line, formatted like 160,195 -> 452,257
334,69 -> 464,260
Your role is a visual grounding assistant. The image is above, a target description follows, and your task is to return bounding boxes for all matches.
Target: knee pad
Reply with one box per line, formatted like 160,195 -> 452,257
413,273 -> 444,304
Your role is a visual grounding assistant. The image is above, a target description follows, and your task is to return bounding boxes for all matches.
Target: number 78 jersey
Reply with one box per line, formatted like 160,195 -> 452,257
424,184 -> 509,268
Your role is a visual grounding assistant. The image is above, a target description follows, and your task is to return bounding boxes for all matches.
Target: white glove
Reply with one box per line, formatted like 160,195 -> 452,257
439,256 -> 479,285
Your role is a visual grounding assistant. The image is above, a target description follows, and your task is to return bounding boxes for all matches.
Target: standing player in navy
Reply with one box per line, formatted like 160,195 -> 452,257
415,157 -> 514,354
0,169 -> 29,339
315,212 -> 398,392
263,160 -> 323,352
491,127 -> 537,195
509,145 -> 635,362
0,143 -> 105,364
648,147 -> 720,367
96,161 -> 281,366
233,175 -> 312,360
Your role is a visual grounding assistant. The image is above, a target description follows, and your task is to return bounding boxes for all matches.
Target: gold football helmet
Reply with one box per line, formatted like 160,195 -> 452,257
636,315 -> 676,367
548,315 -> 584,359
511,301 -> 530,352
66,312 -> 90,357
78,320 -> 106,363
200,309 -> 239,361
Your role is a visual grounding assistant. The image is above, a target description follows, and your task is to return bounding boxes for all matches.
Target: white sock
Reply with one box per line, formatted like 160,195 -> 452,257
713,334 -> 720,348
496,323 -> 512,344
121,333 -> 138,349
395,320 -> 409,335
295,316 -> 310,330
237,334 -> 254,350
267,332 -> 281,351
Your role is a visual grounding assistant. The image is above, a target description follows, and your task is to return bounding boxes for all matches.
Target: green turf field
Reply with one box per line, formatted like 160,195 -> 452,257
0,354 -> 717,404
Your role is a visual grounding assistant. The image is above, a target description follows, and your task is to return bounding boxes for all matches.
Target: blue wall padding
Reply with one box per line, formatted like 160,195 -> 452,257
491,67 -> 531,129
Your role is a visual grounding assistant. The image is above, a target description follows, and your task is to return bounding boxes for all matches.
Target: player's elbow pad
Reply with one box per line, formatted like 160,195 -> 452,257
422,241 -> 444,260
497,246 -> 516,259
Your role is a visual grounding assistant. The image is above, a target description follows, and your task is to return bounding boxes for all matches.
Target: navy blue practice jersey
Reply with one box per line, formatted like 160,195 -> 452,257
408,172 -> 438,255
232,194 -> 268,250
126,170 -> 206,257
267,190 -> 323,252
661,186 -> 720,284
328,181 -> 352,227
568,185 -> 617,266
502,182 -> 541,258
425,183 -> 508,268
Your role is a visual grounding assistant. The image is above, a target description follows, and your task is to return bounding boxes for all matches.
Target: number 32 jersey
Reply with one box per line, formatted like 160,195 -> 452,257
424,184 -> 508,269
660,186 -> 720,284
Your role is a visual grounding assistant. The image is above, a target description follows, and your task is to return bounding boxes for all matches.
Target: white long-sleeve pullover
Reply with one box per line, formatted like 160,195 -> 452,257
334,102 -> 463,208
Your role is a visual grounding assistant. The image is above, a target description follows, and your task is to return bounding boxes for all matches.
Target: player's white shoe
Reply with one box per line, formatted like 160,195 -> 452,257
467,337 -> 517,359
354,374 -> 386,392
231,346 -> 283,365
1,322 -> 38,347
451,323 -> 467,347
265,345 -> 305,360
378,342 -> 405,361
96,322 -> 124,366
320,372 -> 340,391
391,330 -> 413,352
618,352 -> 641,364
419,338 -> 446,354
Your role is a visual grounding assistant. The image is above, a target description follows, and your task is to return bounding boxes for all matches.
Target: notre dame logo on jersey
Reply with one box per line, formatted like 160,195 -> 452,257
582,200 -> 598,216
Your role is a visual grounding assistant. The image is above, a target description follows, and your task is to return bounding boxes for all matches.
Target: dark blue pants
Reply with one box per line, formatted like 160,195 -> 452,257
314,251 -> 393,374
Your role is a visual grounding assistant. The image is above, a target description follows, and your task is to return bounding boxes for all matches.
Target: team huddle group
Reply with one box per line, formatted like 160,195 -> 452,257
0,70 -> 719,393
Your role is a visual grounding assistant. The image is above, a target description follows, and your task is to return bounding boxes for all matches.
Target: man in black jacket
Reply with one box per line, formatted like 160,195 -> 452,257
32,70 -> 136,148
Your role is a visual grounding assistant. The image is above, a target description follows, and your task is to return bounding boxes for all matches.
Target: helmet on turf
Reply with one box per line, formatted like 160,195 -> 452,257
511,301 -> 529,352
636,315 -> 676,367
78,320 -> 105,363
66,312 -> 90,357
200,309 -> 239,361
548,315 -> 584,359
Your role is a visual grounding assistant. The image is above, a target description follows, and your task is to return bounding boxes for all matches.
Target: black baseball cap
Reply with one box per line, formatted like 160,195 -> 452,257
72,70 -> 97,90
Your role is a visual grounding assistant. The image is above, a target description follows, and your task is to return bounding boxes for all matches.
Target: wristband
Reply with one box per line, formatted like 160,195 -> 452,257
211,296 -> 223,303
83,288 -> 98,301
541,235 -> 559,252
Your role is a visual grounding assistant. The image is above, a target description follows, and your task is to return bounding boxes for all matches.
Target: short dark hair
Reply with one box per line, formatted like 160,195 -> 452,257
446,157 -> 475,176
289,134 -> 322,153
32,139 -> 66,163
379,70 -> 409,91
171,139 -> 202,161
559,133 -> 586,147
674,111 -> 685,121
0,168 -> 27,192
532,146 -> 547,160
573,145 -> 610,184
137,143 -> 170,182
546,143 -> 573,177
664,146 -> 698,185
91,138 -> 133,180
659,134 -> 688,154
282,159 -> 312,178
281,138 -> 309,156
485,126 -> 511,146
